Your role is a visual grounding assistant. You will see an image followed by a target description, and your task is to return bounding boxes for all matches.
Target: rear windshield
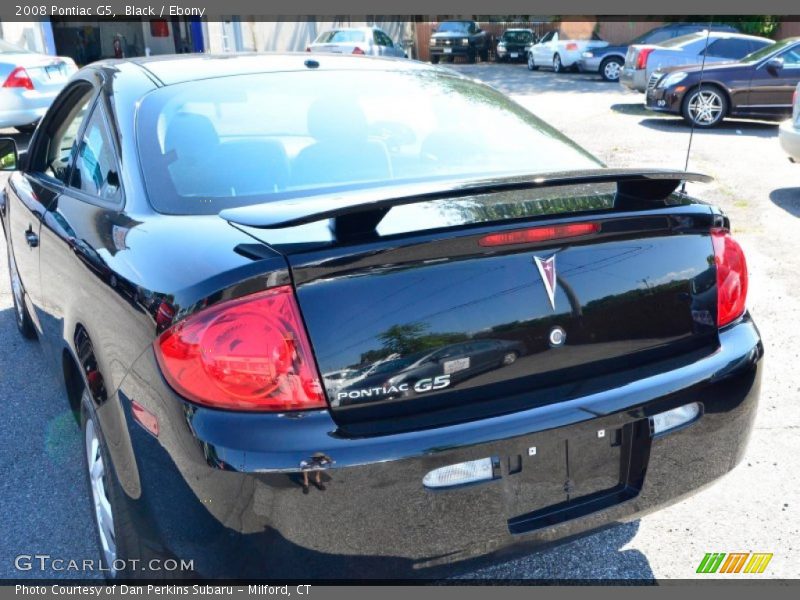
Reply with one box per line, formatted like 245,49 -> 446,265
502,31 -> 533,43
315,30 -> 366,43
136,69 -> 600,215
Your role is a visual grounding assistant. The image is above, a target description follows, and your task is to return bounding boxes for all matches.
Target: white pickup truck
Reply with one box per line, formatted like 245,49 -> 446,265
526,29 -> 608,72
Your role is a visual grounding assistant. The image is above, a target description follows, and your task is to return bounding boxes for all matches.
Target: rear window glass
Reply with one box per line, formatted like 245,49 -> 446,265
437,22 -> 471,33
315,30 -> 366,43
135,69 -> 600,215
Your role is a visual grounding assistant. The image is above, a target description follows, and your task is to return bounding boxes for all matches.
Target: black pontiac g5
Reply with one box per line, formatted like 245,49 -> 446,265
0,53 -> 761,579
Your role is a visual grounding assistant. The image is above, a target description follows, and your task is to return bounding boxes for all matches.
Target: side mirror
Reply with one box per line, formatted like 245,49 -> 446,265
0,138 -> 18,171
766,57 -> 784,73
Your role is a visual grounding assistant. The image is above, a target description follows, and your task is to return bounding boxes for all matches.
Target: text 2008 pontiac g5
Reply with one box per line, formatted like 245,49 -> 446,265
0,53 -> 761,579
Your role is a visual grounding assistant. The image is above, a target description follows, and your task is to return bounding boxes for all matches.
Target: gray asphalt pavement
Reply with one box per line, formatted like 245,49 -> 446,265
1,62 -> 798,580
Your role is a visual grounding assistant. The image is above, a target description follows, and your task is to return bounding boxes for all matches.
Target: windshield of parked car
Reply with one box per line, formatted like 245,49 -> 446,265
136,69 -> 601,215
502,31 -> 533,43
437,22 -> 471,33
740,39 -> 796,63
0,39 -> 32,54
315,30 -> 366,43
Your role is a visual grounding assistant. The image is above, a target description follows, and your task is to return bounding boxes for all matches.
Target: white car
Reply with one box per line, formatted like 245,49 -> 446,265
779,83 -> 800,163
0,38 -> 77,132
527,29 -> 608,73
307,27 -> 406,58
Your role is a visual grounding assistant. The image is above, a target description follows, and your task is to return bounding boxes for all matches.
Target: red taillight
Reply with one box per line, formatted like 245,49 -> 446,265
565,43 -> 578,51
154,286 -> 326,411
635,48 -> 654,70
2,66 -> 34,90
352,47 -> 365,55
479,222 -> 600,247
711,228 -> 748,327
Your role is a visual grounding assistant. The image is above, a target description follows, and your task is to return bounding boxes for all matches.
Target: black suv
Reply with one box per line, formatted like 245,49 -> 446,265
429,20 -> 490,63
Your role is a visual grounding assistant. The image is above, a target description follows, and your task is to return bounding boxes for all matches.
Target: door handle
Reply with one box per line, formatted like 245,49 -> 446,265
25,228 -> 38,248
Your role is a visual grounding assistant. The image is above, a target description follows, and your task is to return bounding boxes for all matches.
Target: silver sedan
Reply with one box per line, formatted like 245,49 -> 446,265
0,39 -> 77,132
307,27 -> 406,58
779,83 -> 800,163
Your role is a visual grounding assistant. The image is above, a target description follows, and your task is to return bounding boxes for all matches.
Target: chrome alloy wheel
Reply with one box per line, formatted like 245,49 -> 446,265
85,418 -> 117,572
688,90 -> 724,126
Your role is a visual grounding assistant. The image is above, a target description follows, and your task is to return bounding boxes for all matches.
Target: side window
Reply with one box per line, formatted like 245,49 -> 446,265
381,32 -> 394,47
780,47 -> 800,67
70,104 -> 121,202
41,88 -> 94,183
539,31 -> 553,44
705,38 -> 750,59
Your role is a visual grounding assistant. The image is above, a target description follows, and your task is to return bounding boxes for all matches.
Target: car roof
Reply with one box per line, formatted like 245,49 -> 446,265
98,52 -> 436,86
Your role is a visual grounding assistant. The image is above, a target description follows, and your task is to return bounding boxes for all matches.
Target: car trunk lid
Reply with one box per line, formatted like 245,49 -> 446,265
224,170 -> 721,434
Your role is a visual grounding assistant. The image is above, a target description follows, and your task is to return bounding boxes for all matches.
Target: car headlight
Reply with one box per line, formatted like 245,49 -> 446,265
582,51 -> 594,58
659,71 -> 688,88
498,42 -> 506,48
461,38 -> 469,46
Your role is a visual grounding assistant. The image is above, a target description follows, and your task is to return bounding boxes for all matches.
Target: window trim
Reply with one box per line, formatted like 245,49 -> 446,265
26,80 -> 98,192
63,97 -> 126,210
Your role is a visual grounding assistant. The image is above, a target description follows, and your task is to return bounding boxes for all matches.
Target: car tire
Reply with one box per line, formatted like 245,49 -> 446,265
600,57 -> 623,82
480,48 -> 489,62
467,49 -> 477,64
7,246 -> 37,340
430,55 -> 440,64
553,54 -> 563,73
682,85 -> 728,128
81,390 -> 185,579
527,53 -> 538,71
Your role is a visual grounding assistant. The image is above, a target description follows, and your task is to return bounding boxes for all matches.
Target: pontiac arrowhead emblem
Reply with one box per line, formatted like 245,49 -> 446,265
534,255 -> 557,310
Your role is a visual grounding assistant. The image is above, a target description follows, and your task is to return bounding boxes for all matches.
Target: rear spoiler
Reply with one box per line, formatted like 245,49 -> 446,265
220,168 -> 712,242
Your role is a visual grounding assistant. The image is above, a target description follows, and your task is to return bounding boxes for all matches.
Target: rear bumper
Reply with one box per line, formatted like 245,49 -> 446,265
620,68 -> 647,92
116,316 -> 762,578
779,118 -> 800,162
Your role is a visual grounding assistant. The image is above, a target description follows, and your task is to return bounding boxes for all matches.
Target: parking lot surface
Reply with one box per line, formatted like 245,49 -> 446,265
1,62 -> 798,580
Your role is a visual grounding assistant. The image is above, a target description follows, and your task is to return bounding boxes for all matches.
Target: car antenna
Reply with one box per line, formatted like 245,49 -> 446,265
681,23 -> 713,194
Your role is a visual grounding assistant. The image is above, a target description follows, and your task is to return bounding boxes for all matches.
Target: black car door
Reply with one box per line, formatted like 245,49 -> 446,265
746,44 -> 800,117
38,89 -> 125,371
6,82 -> 95,338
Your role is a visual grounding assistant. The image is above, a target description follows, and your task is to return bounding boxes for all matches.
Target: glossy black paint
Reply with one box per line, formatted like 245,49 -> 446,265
0,54 -> 763,578
646,38 -> 800,120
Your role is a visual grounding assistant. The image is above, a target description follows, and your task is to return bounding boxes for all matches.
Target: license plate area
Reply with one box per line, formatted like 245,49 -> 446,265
510,52 -> 519,58
443,48 -> 453,54
506,420 -> 651,534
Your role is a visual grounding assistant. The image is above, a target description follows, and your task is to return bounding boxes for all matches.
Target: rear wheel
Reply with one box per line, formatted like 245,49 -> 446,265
467,49 -> 477,64
553,54 -> 563,73
682,85 -> 728,128
480,48 -> 489,62
527,53 -> 538,71
502,351 -> 519,366
430,54 -> 440,64
81,391 -> 183,579
600,57 -> 623,82
7,247 -> 36,339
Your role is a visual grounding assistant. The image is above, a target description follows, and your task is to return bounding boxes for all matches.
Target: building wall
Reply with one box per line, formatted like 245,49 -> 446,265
776,20 -> 800,39
596,21 -> 667,44
0,21 -> 47,52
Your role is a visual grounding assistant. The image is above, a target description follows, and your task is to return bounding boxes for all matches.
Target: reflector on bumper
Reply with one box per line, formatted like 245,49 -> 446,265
651,403 -> 701,435
423,457 -> 494,489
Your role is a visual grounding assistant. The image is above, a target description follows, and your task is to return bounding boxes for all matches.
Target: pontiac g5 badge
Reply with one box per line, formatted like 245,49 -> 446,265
534,255 -> 557,310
